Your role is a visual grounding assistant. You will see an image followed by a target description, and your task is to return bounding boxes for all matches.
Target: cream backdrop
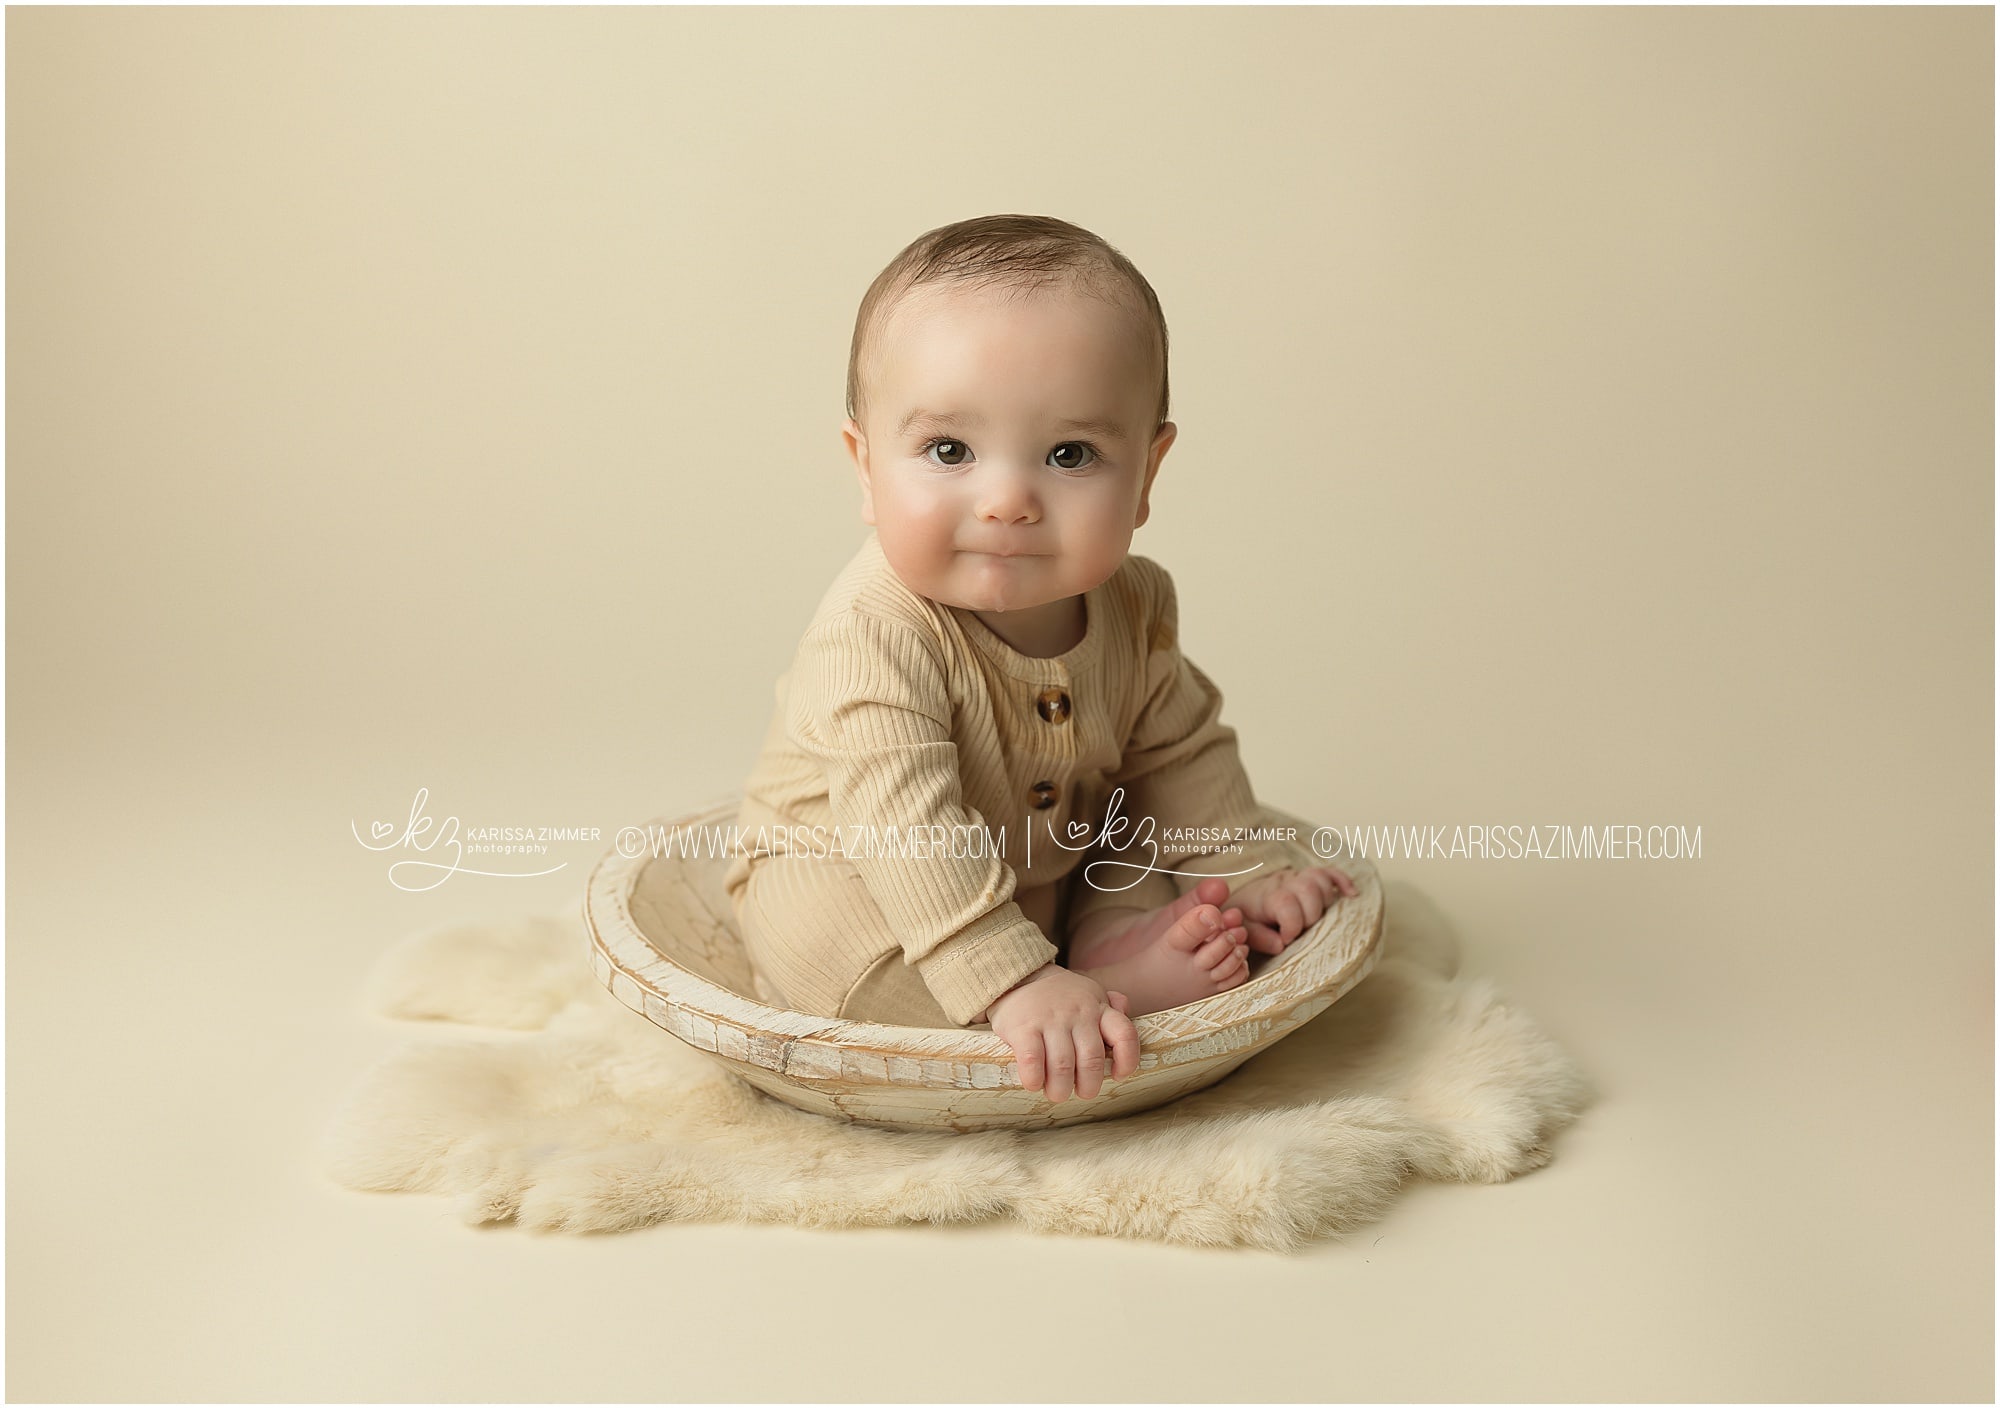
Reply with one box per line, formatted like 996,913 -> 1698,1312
7,5 -> 1991,1402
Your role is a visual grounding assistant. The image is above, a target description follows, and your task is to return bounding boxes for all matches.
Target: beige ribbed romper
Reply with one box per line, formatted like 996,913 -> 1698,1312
723,531 -> 1300,1029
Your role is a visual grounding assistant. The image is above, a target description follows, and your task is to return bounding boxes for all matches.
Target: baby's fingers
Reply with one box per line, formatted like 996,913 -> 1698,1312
1100,1004 -> 1141,1081
1312,864 -> 1360,908
1042,1027 -> 1077,1104
1010,1032 -> 1047,1095
1071,1022 -> 1108,1100
1268,889 -> 1311,943
1321,865 -> 1359,898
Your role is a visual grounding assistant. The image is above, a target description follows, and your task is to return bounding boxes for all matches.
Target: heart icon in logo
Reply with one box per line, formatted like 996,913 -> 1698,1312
371,821 -> 393,839
1067,820 -> 1089,840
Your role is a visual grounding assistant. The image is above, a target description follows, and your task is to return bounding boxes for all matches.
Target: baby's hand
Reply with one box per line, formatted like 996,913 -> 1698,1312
981,964 -> 1140,1103
1225,865 -> 1359,955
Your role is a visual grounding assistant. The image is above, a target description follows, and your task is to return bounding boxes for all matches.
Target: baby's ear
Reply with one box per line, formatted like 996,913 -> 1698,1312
1135,420 -> 1176,526
841,419 -> 876,524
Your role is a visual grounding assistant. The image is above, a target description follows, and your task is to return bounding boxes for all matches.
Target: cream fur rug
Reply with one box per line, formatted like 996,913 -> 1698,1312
320,880 -> 1594,1250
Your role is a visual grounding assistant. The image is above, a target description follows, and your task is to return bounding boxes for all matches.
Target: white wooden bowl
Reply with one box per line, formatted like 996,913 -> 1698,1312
585,796 -> 1385,1132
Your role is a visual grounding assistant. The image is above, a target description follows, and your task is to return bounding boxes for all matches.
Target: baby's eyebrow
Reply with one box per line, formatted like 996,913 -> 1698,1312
897,409 -> 1129,440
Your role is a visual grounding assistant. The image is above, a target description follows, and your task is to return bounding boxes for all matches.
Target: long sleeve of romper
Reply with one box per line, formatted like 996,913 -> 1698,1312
786,612 -> 1058,1025
1068,567 -> 1302,926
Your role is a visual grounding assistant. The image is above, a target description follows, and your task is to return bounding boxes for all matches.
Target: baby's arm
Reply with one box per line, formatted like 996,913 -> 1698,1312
788,612 -> 1055,1025
1078,561 -> 1305,912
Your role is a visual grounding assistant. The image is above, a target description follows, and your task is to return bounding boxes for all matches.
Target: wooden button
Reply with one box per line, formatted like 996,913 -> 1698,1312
1035,687 -> 1071,724
1030,780 -> 1058,810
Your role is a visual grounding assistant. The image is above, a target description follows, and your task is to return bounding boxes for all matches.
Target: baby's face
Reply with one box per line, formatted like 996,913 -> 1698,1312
842,282 -> 1175,616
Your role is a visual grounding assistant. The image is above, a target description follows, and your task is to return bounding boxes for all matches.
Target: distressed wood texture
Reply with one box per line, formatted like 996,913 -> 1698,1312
585,796 -> 1385,1132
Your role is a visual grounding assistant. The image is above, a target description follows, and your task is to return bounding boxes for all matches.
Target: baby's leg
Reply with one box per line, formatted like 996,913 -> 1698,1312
736,852 -> 958,1028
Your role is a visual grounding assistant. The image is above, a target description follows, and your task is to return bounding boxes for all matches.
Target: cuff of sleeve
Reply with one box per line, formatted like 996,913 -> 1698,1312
913,906 -> 1059,1027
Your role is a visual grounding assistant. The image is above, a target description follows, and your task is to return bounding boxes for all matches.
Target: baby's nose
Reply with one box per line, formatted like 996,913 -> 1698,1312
979,502 -> 1038,525
976,468 -> 1041,523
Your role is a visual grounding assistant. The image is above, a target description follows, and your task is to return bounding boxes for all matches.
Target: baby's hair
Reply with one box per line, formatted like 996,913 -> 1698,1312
845,213 -> 1171,436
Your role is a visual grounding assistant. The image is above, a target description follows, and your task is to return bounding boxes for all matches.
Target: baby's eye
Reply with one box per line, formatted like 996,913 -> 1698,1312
1048,442 -> 1100,472
923,438 -> 971,468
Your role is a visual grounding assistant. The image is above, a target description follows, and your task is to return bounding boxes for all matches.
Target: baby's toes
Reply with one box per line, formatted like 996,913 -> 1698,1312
1211,947 -> 1251,990
1191,932 -> 1233,972
1164,904 -> 1226,956
1193,927 -> 1247,974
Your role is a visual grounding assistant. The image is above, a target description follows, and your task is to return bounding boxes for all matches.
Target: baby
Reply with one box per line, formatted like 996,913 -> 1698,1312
723,213 -> 1355,1103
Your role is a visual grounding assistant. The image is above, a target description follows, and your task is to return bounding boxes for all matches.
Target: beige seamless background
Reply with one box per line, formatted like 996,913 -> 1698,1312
7,6 -> 1992,1402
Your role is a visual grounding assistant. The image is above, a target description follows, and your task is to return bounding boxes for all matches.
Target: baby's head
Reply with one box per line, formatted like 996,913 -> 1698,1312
840,214 -> 1177,617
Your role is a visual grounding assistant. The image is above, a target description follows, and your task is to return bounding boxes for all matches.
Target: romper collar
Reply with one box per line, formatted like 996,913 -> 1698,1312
945,577 -> 1108,682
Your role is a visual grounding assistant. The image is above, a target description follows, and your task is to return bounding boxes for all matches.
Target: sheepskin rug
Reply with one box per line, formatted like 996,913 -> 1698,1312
320,880 -> 1594,1250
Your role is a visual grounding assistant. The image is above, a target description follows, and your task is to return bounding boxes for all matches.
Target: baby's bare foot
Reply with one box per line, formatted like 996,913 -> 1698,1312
1075,900 -> 1251,1016
1067,877 -> 1240,971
